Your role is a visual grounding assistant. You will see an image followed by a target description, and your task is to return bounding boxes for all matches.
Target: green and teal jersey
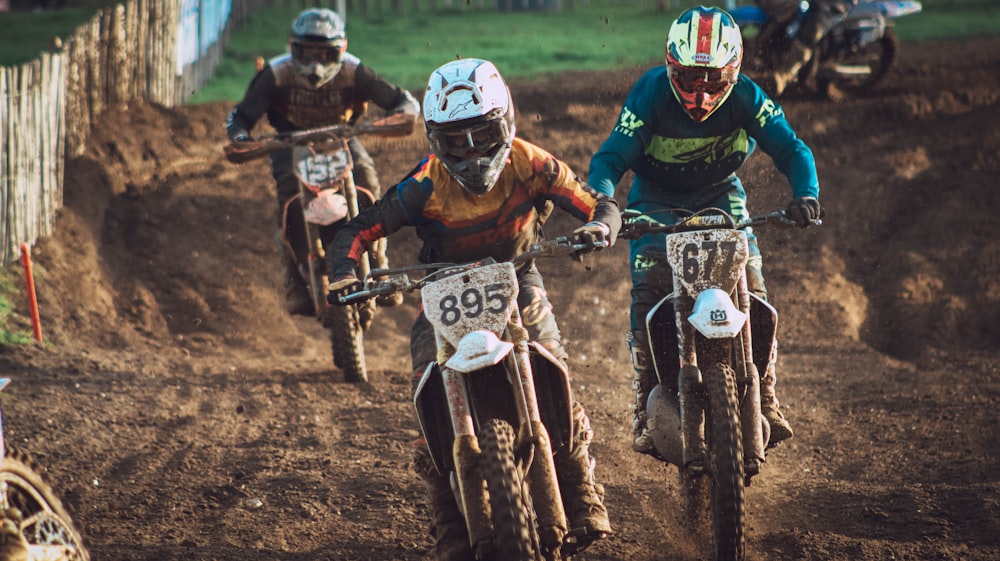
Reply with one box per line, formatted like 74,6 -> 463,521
588,66 -> 819,209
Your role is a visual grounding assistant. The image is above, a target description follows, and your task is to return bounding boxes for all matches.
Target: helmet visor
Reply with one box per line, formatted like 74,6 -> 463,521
668,65 -> 738,95
291,43 -> 344,66
428,119 -> 510,160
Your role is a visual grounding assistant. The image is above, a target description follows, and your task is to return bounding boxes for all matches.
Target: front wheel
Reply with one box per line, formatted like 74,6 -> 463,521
0,447 -> 89,561
481,419 -> 538,561
327,303 -> 368,383
702,361 -> 746,561
819,30 -> 898,101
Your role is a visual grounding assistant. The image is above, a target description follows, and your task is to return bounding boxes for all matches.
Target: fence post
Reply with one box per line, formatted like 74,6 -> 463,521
19,244 -> 43,343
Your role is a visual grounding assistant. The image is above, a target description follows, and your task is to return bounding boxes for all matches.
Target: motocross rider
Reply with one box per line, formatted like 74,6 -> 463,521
755,0 -> 859,95
328,58 -> 619,561
224,8 -> 419,315
587,6 -> 821,456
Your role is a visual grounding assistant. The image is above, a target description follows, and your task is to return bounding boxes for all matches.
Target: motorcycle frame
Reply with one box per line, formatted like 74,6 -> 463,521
646,228 -> 769,475
283,140 -> 377,318
413,264 -> 575,556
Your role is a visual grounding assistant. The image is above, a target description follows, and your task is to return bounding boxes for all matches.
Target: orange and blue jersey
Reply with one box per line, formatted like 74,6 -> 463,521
328,137 -> 620,278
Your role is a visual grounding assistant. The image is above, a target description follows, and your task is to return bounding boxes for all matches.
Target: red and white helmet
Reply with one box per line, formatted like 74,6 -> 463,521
423,59 -> 516,195
665,6 -> 743,122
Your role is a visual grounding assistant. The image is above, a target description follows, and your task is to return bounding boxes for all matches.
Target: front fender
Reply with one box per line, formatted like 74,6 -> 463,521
730,5 -> 768,26
689,288 -> 747,339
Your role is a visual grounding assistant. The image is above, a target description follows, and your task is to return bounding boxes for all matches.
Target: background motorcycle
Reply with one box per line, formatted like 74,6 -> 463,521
732,0 -> 922,100
618,208 -> 818,561
337,236 -> 605,560
0,378 -> 89,561
224,113 -> 415,383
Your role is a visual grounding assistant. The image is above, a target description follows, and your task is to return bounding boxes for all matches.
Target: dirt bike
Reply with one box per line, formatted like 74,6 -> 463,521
732,0 -> 922,100
223,112 -> 415,383
618,207 -> 819,561
336,236 -> 606,560
0,378 -> 89,561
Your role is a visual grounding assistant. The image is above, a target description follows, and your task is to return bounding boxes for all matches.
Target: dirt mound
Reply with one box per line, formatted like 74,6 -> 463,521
1,36 -> 998,561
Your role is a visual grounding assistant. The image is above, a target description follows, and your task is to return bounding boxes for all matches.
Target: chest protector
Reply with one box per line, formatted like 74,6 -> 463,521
270,53 -> 367,129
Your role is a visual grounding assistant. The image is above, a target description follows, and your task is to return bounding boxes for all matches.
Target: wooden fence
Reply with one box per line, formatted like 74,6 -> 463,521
0,0 -> 271,266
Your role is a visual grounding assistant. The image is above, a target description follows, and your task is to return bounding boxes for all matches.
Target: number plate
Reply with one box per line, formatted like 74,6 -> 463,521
666,229 -> 749,296
292,146 -> 351,188
422,262 -> 518,349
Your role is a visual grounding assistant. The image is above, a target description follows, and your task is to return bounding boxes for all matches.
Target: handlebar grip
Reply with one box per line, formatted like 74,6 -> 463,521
331,284 -> 398,306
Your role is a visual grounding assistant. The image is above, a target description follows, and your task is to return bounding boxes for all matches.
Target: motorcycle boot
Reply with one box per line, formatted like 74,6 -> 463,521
281,249 -> 315,317
767,41 -> 813,97
372,239 -> 403,308
412,446 -> 474,561
760,339 -> 793,446
627,330 -> 659,456
554,403 -> 612,554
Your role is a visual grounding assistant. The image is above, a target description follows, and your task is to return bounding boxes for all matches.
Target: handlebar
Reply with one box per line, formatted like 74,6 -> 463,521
223,113 -> 417,164
618,207 -> 821,239
332,235 -> 606,306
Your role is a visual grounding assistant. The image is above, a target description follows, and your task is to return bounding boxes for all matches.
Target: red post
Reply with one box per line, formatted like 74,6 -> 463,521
19,244 -> 43,342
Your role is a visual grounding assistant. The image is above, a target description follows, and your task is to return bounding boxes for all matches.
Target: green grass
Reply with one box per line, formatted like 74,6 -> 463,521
192,0 -> 1000,103
891,0 -> 1000,41
3,0 -> 998,98
0,268 -> 34,347
194,1 -> 676,102
0,0 -> 120,66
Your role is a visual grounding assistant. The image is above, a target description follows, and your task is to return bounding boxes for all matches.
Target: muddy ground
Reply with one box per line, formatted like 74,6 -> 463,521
1,35 -> 998,561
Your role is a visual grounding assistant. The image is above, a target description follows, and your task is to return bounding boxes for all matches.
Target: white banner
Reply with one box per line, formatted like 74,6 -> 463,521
176,0 -> 234,75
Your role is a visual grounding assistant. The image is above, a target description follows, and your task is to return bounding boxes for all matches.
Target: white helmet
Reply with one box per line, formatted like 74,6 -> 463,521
423,59 -> 516,195
289,8 -> 347,89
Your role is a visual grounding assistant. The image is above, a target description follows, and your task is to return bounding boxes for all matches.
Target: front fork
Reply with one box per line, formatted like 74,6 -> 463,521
674,273 -> 767,475
444,310 -> 568,555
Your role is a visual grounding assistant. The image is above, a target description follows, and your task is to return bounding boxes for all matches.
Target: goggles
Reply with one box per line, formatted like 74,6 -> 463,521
429,119 -> 509,159
292,43 -> 344,65
668,65 -> 738,94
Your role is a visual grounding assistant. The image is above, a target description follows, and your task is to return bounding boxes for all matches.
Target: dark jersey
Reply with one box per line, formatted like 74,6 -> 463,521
329,138 -> 621,277
225,53 -> 418,138
588,66 -> 819,208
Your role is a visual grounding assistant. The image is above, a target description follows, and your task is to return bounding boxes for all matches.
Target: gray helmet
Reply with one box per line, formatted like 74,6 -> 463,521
289,8 -> 347,88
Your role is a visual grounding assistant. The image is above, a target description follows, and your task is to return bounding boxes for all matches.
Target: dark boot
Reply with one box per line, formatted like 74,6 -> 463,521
767,41 -> 812,97
760,339 -> 793,446
555,403 -> 612,554
627,330 -> 659,456
413,446 -> 474,561
282,253 -> 314,317
372,239 -> 402,308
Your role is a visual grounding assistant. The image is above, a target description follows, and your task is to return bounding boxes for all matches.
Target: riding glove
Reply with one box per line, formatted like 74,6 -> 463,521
328,275 -> 361,306
785,197 -> 822,227
572,221 -> 613,253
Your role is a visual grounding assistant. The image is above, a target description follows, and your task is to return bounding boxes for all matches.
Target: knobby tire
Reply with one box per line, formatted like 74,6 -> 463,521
328,302 -> 367,383
703,361 -> 746,561
481,419 -> 537,561
0,446 -> 90,561
823,31 -> 898,101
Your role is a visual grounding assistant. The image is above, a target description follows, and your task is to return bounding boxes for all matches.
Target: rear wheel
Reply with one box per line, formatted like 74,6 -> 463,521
820,31 -> 898,101
0,447 -> 89,561
481,419 -> 538,561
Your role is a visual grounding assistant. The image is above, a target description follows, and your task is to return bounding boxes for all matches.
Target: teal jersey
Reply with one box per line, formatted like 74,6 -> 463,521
588,66 -> 819,208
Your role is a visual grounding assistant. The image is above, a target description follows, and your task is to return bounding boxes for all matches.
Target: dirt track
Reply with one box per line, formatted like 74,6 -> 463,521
1,36 -> 998,561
